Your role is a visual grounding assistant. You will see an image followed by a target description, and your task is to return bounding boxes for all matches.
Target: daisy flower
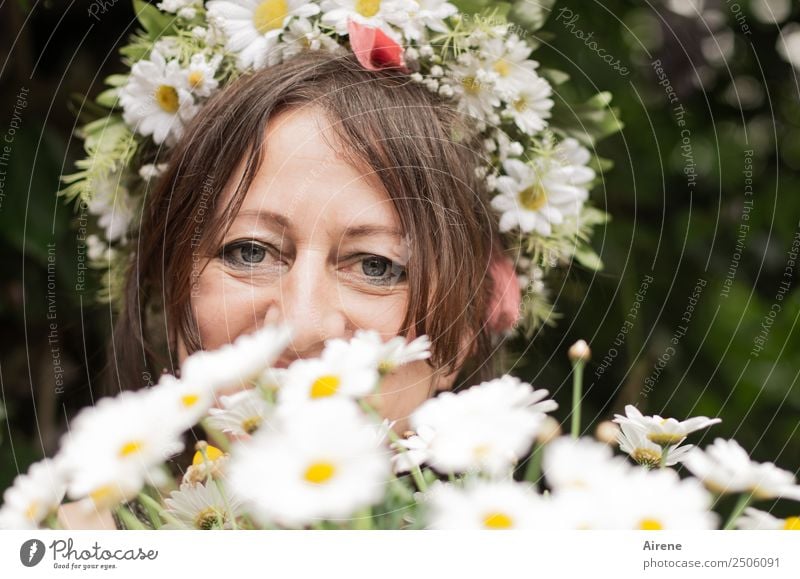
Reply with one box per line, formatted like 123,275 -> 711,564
444,51 -> 501,126
424,479 -> 546,529
277,353 -> 380,405
491,138 -> 595,236
322,330 -> 432,375
180,323 -> 292,394
736,507 -> 800,530
206,388 -> 272,437
227,398 -> 391,527
119,50 -> 199,145
409,376 -> 557,476
280,16 -> 347,62
207,0 -> 321,70
542,436 -> 629,491
56,390 -> 185,509
0,459 -> 66,529
162,480 -> 244,529
399,0 -> 457,41
320,0 -> 415,37
613,404 -> 721,447
481,34 -> 543,101
149,373 -> 217,432
505,75 -> 553,136
609,467 -> 718,529
616,419 -> 693,468
182,445 -> 230,485
391,424 -> 435,473
87,172 -> 136,242
184,53 -> 223,97
682,438 -> 800,500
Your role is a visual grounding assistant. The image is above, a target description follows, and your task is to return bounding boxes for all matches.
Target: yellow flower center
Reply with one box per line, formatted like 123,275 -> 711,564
253,0 -> 288,34
355,0 -> 381,18
639,518 -> 664,530
25,501 -> 39,521
187,71 -> 204,88
493,59 -> 511,77
155,85 -> 180,114
181,393 -> 200,408
192,445 -> 224,466
241,416 -> 262,434
631,448 -> 662,468
513,97 -> 529,112
119,440 -> 144,458
783,516 -> 800,530
89,485 -> 118,507
462,76 -> 481,95
195,507 -> 224,530
483,512 -> 514,529
310,375 -> 340,399
518,183 -> 547,211
647,433 -> 683,446
304,461 -> 336,484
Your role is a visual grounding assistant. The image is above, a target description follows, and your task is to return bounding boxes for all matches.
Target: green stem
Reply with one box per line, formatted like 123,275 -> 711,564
358,399 -> 428,492
115,505 -> 147,530
571,359 -> 585,439
137,491 -> 163,529
659,447 -> 669,469
723,492 -> 753,530
523,442 -> 544,484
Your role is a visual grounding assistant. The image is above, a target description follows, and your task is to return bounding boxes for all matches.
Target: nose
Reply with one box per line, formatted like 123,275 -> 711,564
264,248 -> 349,359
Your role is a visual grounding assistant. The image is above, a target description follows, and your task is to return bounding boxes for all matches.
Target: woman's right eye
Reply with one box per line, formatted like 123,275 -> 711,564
219,241 -> 277,268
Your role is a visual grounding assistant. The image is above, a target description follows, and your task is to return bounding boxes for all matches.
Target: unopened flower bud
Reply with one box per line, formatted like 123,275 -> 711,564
536,415 -> 562,445
595,420 -> 620,446
568,339 -> 591,363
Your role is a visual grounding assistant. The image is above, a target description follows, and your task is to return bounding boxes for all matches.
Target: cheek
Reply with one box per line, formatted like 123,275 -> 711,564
190,263 -> 267,350
338,289 -> 409,336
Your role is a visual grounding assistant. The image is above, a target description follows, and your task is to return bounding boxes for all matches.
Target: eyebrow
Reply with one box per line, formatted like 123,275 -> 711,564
235,209 -> 403,238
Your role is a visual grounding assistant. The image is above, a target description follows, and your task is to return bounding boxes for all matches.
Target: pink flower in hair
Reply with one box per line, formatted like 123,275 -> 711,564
347,18 -> 409,72
486,245 -> 522,334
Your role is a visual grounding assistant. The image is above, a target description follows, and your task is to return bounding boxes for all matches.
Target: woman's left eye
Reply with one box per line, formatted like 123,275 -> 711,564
351,255 -> 406,286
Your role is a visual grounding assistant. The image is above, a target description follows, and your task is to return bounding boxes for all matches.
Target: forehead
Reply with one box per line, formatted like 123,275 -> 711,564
228,105 -> 401,233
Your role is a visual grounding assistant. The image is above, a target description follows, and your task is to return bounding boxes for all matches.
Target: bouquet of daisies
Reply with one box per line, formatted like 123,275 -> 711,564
2,326 -> 799,531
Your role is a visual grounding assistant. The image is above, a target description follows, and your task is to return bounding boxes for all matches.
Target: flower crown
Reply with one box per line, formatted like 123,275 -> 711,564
62,0 -> 619,339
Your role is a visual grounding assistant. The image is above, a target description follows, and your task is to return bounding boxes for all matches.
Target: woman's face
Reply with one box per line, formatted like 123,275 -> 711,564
179,105 -> 459,431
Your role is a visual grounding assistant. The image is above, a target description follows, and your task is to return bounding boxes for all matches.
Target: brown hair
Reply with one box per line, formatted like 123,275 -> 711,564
109,49 -> 505,395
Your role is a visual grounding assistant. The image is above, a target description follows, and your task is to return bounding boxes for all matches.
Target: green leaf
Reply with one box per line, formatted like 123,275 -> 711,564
540,68 -> 570,85
104,74 -> 129,88
574,244 -> 604,271
96,88 -> 119,109
508,0 -> 557,32
132,0 -> 176,40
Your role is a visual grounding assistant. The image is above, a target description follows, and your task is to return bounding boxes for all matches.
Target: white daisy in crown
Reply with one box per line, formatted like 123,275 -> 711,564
207,0 -> 322,70
184,53 -> 223,97
491,137 -> 596,236
119,49 -> 199,145
399,0 -> 458,41
320,0 -> 416,37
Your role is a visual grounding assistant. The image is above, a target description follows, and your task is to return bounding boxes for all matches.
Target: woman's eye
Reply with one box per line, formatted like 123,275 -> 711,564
356,255 -> 406,286
219,241 -> 273,268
